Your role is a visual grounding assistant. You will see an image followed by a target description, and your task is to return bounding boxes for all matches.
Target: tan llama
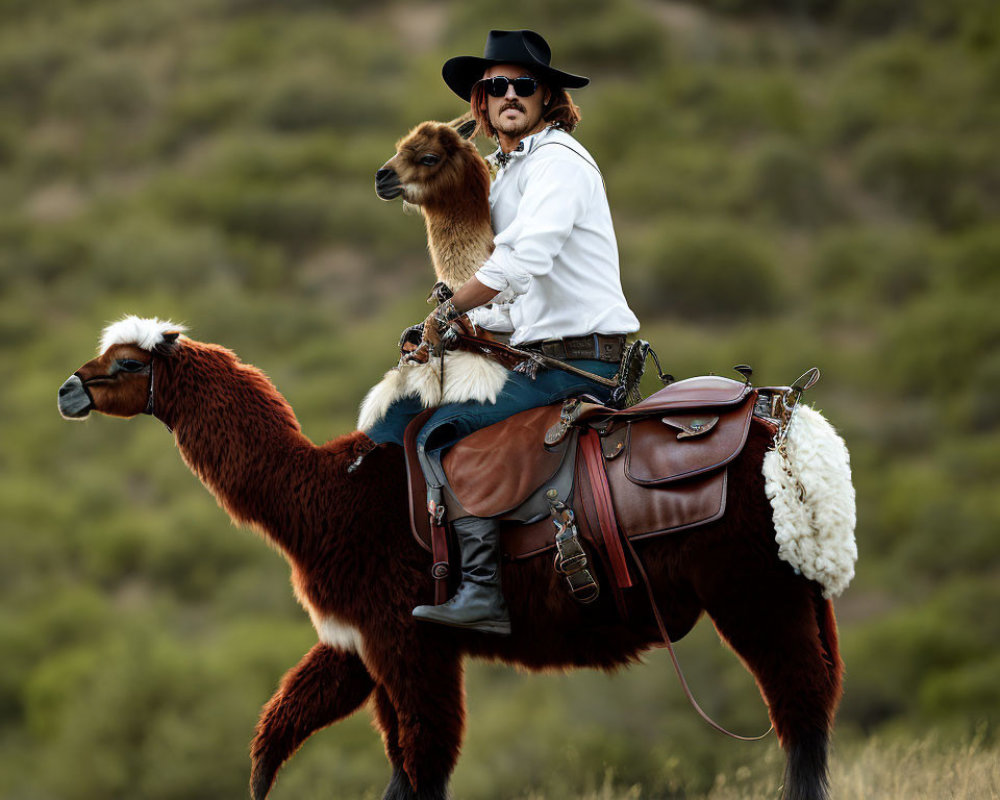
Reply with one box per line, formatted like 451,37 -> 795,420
360,118 -> 508,431
375,116 -> 494,291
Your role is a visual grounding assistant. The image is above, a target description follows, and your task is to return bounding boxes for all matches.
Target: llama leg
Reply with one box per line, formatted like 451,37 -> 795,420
372,647 -> 465,800
250,643 -> 375,800
697,571 -> 842,800
372,684 -> 415,800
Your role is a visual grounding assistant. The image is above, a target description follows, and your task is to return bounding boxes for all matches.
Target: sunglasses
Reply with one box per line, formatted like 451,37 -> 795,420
478,76 -> 540,98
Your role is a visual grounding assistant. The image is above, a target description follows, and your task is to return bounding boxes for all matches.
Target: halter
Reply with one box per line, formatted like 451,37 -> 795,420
79,354 -> 171,432
141,354 -> 172,433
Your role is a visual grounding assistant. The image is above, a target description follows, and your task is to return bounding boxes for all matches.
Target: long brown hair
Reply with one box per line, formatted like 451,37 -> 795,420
470,81 -> 582,140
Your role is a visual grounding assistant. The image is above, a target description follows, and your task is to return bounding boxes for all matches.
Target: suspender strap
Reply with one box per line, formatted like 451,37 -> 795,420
579,429 -> 632,589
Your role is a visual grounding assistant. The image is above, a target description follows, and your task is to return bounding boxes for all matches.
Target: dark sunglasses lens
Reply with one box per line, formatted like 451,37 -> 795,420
483,77 -> 538,98
512,78 -> 538,97
484,78 -> 507,97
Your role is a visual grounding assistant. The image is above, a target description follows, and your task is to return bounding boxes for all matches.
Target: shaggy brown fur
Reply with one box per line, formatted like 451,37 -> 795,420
62,334 -> 843,800
377,118 -> 494,290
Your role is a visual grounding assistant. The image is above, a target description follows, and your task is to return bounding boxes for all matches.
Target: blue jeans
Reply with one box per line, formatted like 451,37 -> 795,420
366,359 -> 619,455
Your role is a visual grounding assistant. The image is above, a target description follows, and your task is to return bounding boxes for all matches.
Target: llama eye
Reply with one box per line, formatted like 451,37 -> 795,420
420,154 -> 441,166
116,359 -> 146,373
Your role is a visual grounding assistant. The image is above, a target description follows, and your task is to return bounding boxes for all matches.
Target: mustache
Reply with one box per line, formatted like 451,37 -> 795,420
500,101 -> 526,113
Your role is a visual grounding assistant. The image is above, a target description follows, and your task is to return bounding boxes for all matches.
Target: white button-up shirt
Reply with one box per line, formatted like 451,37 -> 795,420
468,126 -> 640,346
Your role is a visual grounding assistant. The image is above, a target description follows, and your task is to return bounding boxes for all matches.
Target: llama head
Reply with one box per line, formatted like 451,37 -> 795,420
375,116 -> 486,208
58,316 -> 185,420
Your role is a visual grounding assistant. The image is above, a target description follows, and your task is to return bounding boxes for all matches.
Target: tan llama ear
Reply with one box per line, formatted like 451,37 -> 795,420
448,113 -> 477,140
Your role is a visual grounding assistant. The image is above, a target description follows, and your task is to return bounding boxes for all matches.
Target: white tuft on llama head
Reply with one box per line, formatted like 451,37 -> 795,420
99,315 -> 187,354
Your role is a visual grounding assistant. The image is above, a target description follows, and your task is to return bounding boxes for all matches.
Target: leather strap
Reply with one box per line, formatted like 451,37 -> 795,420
403,409 -> 450,604
427,487 -> 450,605
579,429 -> 632,589
622,533 -> 773,742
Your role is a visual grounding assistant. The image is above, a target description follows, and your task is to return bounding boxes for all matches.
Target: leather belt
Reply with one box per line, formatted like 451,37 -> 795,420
521,334 -> 626,363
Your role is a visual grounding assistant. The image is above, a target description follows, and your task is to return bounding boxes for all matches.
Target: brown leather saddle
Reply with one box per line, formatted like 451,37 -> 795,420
404,375 -> 765,608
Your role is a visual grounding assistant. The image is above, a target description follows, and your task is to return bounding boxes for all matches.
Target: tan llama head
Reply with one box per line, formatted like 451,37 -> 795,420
374,117 -> 484,208
58,316 -> 184,420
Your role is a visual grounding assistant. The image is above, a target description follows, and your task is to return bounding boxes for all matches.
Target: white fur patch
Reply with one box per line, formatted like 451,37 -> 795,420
763,405 -> 857,598
314,615 -> 365,654
100,315 -> 186,354
357,351 -> 509,431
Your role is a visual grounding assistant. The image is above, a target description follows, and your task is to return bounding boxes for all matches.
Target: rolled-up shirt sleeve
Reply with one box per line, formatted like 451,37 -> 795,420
474,155 -> 591,297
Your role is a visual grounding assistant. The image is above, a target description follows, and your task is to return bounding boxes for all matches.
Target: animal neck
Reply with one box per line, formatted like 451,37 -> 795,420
421,165 -> 494,290
152,341 -> 371,566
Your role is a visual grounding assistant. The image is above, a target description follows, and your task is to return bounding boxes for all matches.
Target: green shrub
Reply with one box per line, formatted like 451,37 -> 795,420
881,294 -> 1000,400
737,137 -> 841,228
839,581 -> 1000,730
947,227 -> 1000,293
625,221 -> 783,322
551,9 -> 669,74
604,140 -> 742,218
836,0 -> 1000,44
153,174 -> 335,252
47,56 -> 152,122
155,78 -> 250,153
702,0 -> 837,16
856,132 -> 987,229
257,71 -> 395,132
808,228 -> 936,310
0,34 -> 79,118
825,38 -> 986,146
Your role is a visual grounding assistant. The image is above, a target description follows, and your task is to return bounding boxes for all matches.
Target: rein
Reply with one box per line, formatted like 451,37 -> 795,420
624,535 -> 774,742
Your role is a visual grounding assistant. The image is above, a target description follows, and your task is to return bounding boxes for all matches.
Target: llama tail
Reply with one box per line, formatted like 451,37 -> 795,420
783,726 -> 831,800
250,644 -> 375,800
763,404 -> 857,599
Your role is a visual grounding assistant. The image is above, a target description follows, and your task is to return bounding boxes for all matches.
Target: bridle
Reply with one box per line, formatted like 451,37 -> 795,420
140,354 -> 172,432
77,353 -> 172,433
142,355 -> 157,417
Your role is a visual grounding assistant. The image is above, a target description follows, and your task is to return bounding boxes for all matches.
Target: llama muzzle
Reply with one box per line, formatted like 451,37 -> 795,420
375,167 -> 403,200
57,374 -> 93,419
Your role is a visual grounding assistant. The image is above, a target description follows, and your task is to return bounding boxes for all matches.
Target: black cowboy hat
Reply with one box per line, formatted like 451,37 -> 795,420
442,29 -> 589,102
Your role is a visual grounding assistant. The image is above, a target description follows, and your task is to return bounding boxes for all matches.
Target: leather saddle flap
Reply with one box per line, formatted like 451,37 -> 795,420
443,404 -> 567,518
624,393 -> 755,485
618,375 -> 751,416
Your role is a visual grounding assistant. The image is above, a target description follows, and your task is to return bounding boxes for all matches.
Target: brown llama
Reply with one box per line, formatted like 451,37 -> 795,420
59,316 -> 847,800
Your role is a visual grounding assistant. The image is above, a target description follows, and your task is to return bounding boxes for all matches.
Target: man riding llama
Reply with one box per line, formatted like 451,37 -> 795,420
366,29 -> 640,635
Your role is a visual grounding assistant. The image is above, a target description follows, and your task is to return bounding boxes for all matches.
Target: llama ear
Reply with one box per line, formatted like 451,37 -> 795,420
455,118 -> 477,140
447,113 -> 476,140
154,331 -> 182,355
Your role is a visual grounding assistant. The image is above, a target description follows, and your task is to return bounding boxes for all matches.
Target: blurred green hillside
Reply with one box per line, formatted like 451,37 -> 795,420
1,0 -> 998,797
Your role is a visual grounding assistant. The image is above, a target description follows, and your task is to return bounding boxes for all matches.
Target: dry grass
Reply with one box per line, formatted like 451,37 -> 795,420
831,733 -> 999,800
708,732 -> 999,800
515,732 -> 1000,800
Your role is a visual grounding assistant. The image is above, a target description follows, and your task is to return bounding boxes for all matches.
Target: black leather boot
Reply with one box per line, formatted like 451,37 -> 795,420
412,516 -> 511,635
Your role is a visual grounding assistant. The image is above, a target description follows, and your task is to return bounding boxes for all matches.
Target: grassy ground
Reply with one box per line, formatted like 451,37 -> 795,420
512,732 -> 1000,800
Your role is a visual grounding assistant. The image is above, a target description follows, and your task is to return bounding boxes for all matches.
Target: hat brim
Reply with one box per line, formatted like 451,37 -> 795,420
442,56 -> 589,102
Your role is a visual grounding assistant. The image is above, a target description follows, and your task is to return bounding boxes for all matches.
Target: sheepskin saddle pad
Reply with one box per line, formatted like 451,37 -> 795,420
405,375 -> 758,570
